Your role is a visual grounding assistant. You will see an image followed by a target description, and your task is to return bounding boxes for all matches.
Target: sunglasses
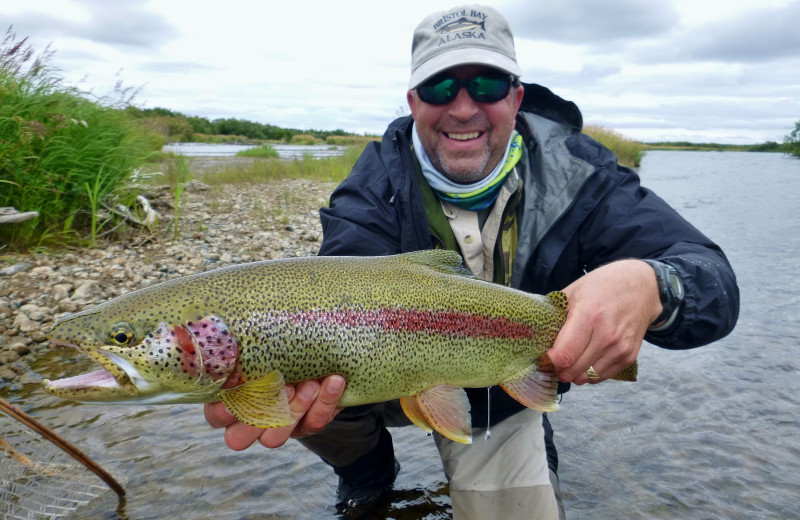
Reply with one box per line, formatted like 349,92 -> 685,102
416,73 -> 514,105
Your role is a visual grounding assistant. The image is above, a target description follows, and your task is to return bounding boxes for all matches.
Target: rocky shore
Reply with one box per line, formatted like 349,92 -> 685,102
0,178 -> 337,390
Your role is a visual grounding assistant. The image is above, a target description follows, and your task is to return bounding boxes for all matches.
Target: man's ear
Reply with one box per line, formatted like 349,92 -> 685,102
407,90 -> 417,118
513,85 -> 524,114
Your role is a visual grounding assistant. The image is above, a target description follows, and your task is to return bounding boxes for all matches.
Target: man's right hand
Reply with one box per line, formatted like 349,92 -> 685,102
204,375 -> 346,450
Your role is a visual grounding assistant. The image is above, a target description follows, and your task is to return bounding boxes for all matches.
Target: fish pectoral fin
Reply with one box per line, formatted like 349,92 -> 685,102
399,396 -> 433,434
411,385 -> 472,444
611,360 -> 638,382
219,371 -> 294,428
499,353 -> 559,413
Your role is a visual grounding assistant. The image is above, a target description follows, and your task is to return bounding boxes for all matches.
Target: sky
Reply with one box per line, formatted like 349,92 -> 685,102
2,0 -> 799,144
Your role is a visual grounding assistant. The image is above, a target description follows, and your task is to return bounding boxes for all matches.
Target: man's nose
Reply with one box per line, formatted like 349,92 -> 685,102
447,87 -> 480,120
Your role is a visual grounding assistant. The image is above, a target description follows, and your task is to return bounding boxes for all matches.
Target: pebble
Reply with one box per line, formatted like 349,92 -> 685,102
0,179 -> 337,390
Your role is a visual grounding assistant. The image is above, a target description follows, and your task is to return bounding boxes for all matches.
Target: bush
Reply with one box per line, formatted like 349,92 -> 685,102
0,28 -> 159,250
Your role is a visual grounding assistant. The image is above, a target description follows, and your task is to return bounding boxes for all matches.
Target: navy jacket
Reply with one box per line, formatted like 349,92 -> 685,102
319,83 -> 739,425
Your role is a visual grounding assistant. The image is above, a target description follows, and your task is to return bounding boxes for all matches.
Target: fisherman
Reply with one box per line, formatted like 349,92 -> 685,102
205,4 -> 739,518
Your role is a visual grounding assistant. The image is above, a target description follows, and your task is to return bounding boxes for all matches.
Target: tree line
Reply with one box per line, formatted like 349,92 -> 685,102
124,106 -> 361,144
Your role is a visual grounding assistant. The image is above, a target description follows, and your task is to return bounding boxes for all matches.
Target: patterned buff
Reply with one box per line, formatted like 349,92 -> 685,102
414,125 -> 523,211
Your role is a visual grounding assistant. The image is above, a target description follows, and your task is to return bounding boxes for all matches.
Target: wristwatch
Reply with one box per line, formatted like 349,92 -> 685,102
642,259 -> 684,332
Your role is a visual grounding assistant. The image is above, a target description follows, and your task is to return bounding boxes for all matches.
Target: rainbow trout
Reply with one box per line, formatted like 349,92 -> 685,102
43,250 -> 635,444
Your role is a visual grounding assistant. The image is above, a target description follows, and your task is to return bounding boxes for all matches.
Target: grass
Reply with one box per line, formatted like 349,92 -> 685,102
0,28 -> 159,250
236,144 -> 279,158
583,125 -> 643,168
197,145 -> 365,186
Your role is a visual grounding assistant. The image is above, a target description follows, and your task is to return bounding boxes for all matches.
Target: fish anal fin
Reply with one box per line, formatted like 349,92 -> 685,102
219,371 -> 294,428
500,354 -> 559,413
611,360 -> 638,382
413,385 -> 472,444
400,396 -> 433,434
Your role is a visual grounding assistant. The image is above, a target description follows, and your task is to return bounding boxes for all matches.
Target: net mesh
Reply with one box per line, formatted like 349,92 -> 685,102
0,412 -> 114,519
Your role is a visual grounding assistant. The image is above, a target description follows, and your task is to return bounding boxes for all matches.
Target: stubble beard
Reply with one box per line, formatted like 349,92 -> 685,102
430,147 -> 492,185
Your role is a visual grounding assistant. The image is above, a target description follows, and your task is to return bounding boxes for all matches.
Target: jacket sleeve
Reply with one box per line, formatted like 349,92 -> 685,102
578,169 -> 739,349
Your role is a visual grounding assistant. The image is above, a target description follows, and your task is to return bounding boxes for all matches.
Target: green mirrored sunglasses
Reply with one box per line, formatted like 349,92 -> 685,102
416,73 -> 514,105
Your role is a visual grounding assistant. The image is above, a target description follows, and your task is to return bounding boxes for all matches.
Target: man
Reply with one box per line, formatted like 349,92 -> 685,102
205,5 -> 739,519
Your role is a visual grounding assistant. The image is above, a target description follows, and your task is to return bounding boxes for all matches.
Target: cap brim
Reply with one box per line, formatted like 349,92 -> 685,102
408,48 -> 522,89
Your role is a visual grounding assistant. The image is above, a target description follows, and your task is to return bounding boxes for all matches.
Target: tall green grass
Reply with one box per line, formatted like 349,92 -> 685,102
0,29 -> 159,250
584,125 -> 643,168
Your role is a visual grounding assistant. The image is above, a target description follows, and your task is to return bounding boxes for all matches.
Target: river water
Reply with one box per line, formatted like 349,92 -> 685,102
2,151 -> 799,519
162,142 -> 347,159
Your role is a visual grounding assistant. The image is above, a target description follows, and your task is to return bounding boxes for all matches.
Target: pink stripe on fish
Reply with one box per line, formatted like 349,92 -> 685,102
287,308 -> 534,340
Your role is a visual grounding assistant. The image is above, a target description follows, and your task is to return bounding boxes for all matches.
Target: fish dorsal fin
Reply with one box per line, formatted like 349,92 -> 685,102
399,396 -> 433,434
406,385 -> 472,444
499,353 -> 559,413
218,371 -> 294,428
395,250 -> 474,278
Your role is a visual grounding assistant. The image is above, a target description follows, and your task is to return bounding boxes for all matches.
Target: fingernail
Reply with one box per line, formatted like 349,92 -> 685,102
298,382 -> 319,401
327,375 -> 345,393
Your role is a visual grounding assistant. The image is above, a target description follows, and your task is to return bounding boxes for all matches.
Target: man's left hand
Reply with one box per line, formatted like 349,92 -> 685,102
547,259 -> 662,384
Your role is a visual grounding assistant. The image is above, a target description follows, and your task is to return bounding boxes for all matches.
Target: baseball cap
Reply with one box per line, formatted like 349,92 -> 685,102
408,4 -> 522,89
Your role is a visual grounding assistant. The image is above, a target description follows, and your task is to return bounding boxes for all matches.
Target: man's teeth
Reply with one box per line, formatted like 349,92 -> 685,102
447,132 -> 480,140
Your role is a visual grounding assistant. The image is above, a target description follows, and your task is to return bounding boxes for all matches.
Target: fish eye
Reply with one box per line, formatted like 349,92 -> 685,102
109,323 -> 135,346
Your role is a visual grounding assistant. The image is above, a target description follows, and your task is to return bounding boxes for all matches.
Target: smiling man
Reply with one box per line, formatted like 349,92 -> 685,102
205,5 -> 739,519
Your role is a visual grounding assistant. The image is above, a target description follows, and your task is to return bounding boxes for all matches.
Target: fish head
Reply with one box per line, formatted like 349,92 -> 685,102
43,290 -> 240,404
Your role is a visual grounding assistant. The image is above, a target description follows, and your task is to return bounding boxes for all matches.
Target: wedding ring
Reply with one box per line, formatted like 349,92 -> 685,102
586,366 -> 600,381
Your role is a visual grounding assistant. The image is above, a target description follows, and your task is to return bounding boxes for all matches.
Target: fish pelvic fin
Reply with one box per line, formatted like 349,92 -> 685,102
402,385 -> 472,444
611,361 -> 638,382
399,396 -> 433,434
499,354 -> 559,413
218,371 -> 294,428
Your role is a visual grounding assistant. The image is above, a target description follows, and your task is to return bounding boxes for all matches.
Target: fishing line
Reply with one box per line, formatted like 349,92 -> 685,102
485,387 -> 492,441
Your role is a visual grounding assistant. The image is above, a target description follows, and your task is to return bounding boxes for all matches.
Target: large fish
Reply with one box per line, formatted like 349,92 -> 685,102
43,250 -> 635,444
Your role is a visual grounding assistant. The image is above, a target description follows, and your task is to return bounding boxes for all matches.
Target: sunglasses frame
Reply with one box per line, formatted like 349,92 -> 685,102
416,73 -> 515,105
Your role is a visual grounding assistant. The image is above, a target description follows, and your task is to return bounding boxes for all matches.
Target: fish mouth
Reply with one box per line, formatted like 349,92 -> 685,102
43,340 -> 140,398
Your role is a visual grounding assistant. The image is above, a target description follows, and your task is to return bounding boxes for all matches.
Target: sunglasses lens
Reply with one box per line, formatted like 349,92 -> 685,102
417,77 -> 458,105
468,75 -> 512,102
417,74 -> 513,105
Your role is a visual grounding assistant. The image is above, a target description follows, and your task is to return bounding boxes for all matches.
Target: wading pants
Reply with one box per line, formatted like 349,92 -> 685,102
297,402 -> 565,519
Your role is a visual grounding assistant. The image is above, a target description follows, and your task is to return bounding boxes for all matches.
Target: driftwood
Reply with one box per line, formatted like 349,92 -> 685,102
101,195 -> 159,231
0,207 -> 39,224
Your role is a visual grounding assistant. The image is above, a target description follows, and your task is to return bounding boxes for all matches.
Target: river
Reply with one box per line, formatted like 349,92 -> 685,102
161,142 -> 347,159
3,151 -> 799,519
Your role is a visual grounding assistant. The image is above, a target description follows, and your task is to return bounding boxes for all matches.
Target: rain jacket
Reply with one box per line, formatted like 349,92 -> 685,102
318,82 -> 739,426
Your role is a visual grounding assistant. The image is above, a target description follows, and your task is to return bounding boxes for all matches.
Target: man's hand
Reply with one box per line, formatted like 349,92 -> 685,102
204,375 -> 346,450
548,260 -> 662,385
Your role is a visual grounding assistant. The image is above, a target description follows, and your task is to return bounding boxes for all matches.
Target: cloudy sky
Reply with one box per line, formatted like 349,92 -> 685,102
3,0 -> 799,144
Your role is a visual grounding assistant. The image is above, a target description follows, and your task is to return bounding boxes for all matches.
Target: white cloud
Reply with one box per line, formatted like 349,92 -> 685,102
2,0 -> 798,143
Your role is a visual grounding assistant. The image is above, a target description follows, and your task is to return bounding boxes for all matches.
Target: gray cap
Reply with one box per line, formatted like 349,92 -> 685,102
408,4 -> 522,89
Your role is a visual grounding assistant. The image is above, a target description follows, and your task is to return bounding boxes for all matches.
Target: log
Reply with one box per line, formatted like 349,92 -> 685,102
0,208 -> 38,224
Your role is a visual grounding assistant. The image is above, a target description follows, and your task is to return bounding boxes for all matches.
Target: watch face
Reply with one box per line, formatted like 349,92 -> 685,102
668,271 -> 684,301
